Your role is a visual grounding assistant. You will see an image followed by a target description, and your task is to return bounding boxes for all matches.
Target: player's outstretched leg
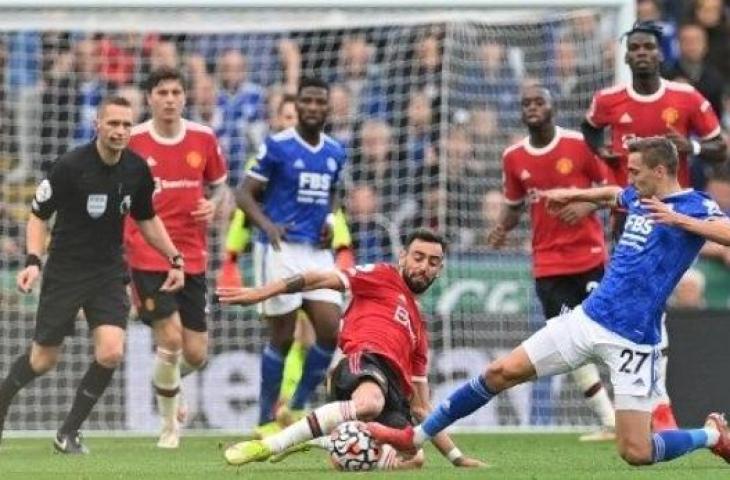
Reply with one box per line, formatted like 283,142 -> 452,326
616,410 -> 730,466
226,380 -> 385,466
0,352 -> 44,444
572,364 -> 616,442
225,400 -> 357,465
369,343 -> 543,452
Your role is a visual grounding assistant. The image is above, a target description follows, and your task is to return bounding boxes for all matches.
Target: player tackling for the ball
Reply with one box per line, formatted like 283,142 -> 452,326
217,228 -> 484,469
367,137 -> 730,467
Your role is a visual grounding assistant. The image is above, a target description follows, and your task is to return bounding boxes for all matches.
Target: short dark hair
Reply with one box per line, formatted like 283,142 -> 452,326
624,20 -> 663,44
405,228 -> 448,254
627,136 -> 678,175
144,67 -> 186,93
97,95 -> 132,117
277,93 -> 297,113
297,76 -> 329,95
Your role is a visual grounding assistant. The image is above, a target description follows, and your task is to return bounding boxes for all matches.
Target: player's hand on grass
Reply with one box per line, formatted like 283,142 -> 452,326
597,147 -> 621,168
641,197 -> 682,226
453,456 -> 488,468
216,286 -> 268,306
159,268 -> 185,292
191,198 -> 215,224
664,125 -> 692,155
16,265 -> 40,293
486,225 -> 507,249
556,201 -> 596,225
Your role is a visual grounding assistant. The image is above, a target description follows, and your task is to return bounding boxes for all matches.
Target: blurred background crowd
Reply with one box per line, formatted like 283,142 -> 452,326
0,0 -> 729,309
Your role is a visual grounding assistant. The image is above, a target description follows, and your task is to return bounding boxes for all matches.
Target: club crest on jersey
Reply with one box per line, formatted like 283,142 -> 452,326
327,157 -> 338,173
661,107 -> 679,125
86,194 -> 108,219
186,151 -> 203,169
555,158 -> 573,175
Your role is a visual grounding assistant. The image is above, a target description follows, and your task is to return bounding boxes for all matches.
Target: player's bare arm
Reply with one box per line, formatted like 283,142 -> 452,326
410,380 -> 486,468
664,126 -> 726,163
136,215 -> 185,291
191,181 -> 227,224
541,186 -> 622,211
642,197 -> 730,245
16,212 -> 48,293
580,120 -> 621,166
217,269 -> 346,306
487,203 -> 521,249
235,175 -> 286,251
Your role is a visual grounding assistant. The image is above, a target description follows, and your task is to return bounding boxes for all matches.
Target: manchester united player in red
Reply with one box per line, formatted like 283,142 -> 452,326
488,84 -> 615,441
218,229 -> 483,469
124,67 -> 227,448
581,21 -> 727,431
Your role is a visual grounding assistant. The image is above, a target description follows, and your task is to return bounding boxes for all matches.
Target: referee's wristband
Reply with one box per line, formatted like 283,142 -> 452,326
447,447 -> 463,464
25,253 -> 42,270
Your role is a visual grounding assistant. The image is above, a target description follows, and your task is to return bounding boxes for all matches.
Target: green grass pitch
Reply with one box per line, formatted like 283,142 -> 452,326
0,433 -> 728,480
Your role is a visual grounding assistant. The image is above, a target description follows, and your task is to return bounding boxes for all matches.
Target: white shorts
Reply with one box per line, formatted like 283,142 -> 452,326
253,241 -> 342,316
522,306 -> 662,412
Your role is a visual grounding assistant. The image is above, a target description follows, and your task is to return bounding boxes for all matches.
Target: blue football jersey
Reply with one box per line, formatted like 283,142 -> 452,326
248,127 -> 346,245
583,187 -> 725,345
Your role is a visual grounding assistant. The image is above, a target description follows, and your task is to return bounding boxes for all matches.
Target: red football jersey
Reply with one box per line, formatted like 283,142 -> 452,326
125,119 -> 227,274
586,79 -> 721,187
336,263 -> 428,397
503,127 -> 607,278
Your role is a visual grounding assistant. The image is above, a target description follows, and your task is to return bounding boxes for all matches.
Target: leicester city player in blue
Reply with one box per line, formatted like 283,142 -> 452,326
368,137 -> 730,466
234,77 -> 346,436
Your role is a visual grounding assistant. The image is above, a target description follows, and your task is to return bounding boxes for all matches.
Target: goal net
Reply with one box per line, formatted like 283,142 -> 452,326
0,3 -> 630,433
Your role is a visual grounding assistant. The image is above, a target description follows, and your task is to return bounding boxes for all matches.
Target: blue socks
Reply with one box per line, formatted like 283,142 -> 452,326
258,344 -> 285,424
422,375 -> 495,438
652,429 -> 708,462
289,343 -> 335,410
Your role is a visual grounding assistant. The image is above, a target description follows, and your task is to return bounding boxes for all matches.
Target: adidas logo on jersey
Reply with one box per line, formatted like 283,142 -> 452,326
619,113 -> 633,124
520,170 -> 531,180
293,158 -> 305,169
146,156 -> 157,167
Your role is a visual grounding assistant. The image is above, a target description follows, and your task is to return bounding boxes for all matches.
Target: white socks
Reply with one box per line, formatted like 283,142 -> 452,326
264,400 -> 356,453
572,364 -> 615,428
153,347 -> 181,424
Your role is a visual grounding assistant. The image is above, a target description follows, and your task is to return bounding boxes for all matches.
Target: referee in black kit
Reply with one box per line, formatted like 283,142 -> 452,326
0,96 -> 184,454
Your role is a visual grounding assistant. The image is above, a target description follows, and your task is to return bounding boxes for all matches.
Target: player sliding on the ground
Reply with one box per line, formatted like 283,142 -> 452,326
217,228 -> 484,469
367,137 -> 730,467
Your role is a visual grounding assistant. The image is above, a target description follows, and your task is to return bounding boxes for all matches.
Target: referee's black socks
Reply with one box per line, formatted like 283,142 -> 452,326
59,362 -> 116,434
0,353 -> 40,408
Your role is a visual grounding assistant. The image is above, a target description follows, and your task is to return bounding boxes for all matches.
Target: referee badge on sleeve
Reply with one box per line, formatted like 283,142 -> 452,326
87,194 -> 108,219
35,179 -> 52,203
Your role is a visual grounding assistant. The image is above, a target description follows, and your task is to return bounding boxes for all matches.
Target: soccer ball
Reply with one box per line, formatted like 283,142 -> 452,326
329,421 -> 382,471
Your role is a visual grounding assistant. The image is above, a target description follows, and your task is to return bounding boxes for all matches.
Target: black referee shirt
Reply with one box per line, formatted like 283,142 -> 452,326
31,141 -> 156,268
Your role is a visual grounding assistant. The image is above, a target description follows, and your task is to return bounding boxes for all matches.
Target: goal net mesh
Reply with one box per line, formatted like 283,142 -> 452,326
0,6 -> 622,432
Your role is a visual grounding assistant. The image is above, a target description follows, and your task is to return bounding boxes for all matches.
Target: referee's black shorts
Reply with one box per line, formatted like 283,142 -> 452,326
328,351 -> 413,428
130,269 -> 208,332
34,263 -> 130,346
535,264 -> 604,319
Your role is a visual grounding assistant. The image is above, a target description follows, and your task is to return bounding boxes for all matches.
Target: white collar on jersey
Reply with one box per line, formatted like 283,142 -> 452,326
522,126 -> 563,156
147,119 -> 187,146
291,127 -> 325,153
627,78 -> 666,103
